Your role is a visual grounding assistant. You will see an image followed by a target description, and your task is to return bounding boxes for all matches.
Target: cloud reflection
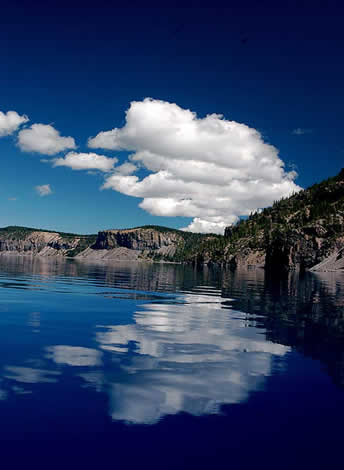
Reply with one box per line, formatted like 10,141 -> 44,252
90,292 -> 290,424
4,366 -> 60,384
46,345 -> 102,367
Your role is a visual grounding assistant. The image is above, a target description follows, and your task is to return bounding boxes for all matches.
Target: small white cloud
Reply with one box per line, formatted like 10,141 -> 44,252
94,98 -> 301,233
0,110 -> 29,137
8,197 -> 17,201
181,217 -> 237,234
292,128 -> 312,135
35,184 -> 52,197
18,123 -> 76,155
53,151 -> 117,172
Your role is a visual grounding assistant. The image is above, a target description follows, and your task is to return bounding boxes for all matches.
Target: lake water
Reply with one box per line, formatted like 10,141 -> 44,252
0,255 -> 343,469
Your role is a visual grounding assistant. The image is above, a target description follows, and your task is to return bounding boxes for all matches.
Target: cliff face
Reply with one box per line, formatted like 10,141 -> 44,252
265,222 -> 344,271
93,228 -> 182,252
0,226 -> 186,261
0,228 -> 96,257
78,227 -> 183,260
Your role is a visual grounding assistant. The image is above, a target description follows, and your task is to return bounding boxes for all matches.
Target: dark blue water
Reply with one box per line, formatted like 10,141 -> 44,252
0,255 -> 343,469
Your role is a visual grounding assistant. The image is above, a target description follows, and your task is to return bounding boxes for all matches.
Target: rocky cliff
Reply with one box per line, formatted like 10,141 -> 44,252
0,225 -> 201,262
0,227 -> 96,257
77,227 -> 185,261
92,228 -> 182,253
217,169 -> 344,271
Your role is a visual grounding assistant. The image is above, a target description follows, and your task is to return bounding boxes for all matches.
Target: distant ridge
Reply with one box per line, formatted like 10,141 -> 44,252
0,224 -> 221,262
1,169 -> 344,270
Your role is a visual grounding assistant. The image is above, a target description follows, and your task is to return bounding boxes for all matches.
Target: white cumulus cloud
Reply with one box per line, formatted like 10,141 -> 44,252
0,110 -> 29,136
89,98 -> 301,234
18,123 -> 76,155
35,184 -> 52,196
53,152 -> 118,172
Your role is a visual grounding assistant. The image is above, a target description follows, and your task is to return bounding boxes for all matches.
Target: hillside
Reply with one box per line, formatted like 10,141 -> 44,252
0,225 -> 218,262
0,226 -> 97,257
215,168 -> 344,271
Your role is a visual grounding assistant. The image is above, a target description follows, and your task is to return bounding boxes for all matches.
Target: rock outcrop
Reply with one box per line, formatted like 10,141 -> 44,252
92,228 -> 181,253
310,247 -> 344,272
0,226 -> 187,262
0,227 -> 95,257
265,224 -> 344,272
77,227 -> 183,260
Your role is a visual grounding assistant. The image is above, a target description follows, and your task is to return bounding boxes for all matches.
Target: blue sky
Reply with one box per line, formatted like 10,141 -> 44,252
1,1 -> 343,234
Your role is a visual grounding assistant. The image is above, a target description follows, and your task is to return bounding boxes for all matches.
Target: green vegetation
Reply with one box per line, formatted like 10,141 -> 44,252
130,225 -> 186,234
120,224 -> 227,263
222,169 -> 344,253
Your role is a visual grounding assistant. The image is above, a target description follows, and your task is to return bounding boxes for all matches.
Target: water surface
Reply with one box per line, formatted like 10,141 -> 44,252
0,255 -> 343,469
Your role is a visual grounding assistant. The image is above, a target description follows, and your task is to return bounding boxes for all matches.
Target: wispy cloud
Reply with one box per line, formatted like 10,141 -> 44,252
35,184 -> 53,197
292,128 -> 312,135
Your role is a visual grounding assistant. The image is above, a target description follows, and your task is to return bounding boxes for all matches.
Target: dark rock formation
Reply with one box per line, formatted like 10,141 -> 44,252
92,228 -> 181,252
265,225 -> 344,272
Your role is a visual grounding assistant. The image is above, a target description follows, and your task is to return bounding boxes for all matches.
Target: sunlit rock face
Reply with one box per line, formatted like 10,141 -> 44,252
93,228 -> 181,251
92,291 -> 290,424
0,230 -> 88,257
84,227 -> 182,260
